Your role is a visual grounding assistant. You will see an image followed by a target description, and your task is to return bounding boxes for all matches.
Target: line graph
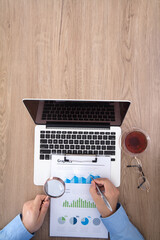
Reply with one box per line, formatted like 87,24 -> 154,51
64,174 -> 100,184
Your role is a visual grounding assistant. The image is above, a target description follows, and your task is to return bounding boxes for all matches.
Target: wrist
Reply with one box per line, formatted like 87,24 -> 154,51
101,203 -> 119,218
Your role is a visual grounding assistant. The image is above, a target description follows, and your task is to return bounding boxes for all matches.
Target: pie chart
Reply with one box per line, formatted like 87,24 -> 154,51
93,218 -> 101,226
58,216 -> 66,224
81,217 -> 89,225
69,217 -> 77,225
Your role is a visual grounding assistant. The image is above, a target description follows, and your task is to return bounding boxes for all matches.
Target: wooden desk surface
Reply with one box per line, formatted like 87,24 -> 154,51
0,1 -> 160,239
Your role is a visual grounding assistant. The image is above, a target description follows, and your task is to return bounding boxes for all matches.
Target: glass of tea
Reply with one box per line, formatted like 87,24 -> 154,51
122,129 -> 150,156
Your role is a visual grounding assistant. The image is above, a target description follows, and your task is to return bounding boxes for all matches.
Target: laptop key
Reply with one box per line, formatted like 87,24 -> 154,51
89,150 -> 93,154
109,136 -> 115,140
40,144 -> 48,149
40,139 -> 47,143
52,150 -> 56,154
49,145 -> 53,149
98,135 -> 102,139
111,141 -> 115,145
40,155 -> 44,160
104,151 -> 115,155
99,151 -> 103,155
72,135 -> 76,139
107,146 -> 115,150
45,155 -> 50,160
40,149 -> 51,154
40,134 -> 45,138
46,134 -> 50,138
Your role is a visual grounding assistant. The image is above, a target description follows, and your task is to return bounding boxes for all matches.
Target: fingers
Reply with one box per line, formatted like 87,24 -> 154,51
89,181 -> 102,202
34,195 -> 47,210
39,199 -> 50,222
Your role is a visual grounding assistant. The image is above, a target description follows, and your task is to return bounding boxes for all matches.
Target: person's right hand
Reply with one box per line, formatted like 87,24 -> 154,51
22,195 -> 50,234
90,178 -> 119,218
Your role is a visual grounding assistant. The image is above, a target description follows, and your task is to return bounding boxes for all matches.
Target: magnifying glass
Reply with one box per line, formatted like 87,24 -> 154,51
44,177 -> 65,198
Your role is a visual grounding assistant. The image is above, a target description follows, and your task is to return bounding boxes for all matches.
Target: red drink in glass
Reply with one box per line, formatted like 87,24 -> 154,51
124,131 -> 148,154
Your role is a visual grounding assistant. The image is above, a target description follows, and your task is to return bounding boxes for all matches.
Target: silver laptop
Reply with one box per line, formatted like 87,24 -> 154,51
23,99 -> 130,186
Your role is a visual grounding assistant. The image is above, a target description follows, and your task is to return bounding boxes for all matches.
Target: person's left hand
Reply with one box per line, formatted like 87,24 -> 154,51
22,195 -> 50,233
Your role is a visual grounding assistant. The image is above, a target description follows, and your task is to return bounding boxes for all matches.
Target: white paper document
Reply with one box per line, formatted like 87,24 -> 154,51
50,154 -> 111,238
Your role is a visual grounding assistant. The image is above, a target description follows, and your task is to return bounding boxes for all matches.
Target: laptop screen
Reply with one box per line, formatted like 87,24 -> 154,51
23,100 -> 130,127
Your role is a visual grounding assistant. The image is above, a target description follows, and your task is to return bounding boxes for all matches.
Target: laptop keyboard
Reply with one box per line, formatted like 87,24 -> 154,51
39,130 -> 116,160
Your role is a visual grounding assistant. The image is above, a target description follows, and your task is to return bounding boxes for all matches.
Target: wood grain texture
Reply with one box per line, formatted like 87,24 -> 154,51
0,0 -> 160,239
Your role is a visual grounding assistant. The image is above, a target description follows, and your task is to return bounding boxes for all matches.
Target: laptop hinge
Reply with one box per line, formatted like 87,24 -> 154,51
46,121 -> 110,129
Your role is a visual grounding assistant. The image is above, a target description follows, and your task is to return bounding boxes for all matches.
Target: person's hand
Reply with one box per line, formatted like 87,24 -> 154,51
90,178 -> 119,218
22,195 -> 50,233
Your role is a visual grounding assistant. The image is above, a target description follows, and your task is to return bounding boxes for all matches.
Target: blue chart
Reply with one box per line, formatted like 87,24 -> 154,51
81,217 -> 89,225
64,174 -> 100,184
70,217 -> 77,225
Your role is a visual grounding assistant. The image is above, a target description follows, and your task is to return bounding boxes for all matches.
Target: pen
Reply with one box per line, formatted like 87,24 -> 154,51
90,176 -> 113,212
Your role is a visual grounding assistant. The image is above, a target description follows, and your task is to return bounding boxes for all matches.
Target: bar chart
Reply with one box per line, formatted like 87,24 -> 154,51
63,198 -> 96,208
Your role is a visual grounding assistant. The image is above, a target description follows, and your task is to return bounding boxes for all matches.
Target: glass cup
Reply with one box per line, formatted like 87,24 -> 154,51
122,128 -> 150,156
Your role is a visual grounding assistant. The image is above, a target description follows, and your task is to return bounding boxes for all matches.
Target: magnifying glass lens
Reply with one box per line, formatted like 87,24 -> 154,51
44,177 -> 65,198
